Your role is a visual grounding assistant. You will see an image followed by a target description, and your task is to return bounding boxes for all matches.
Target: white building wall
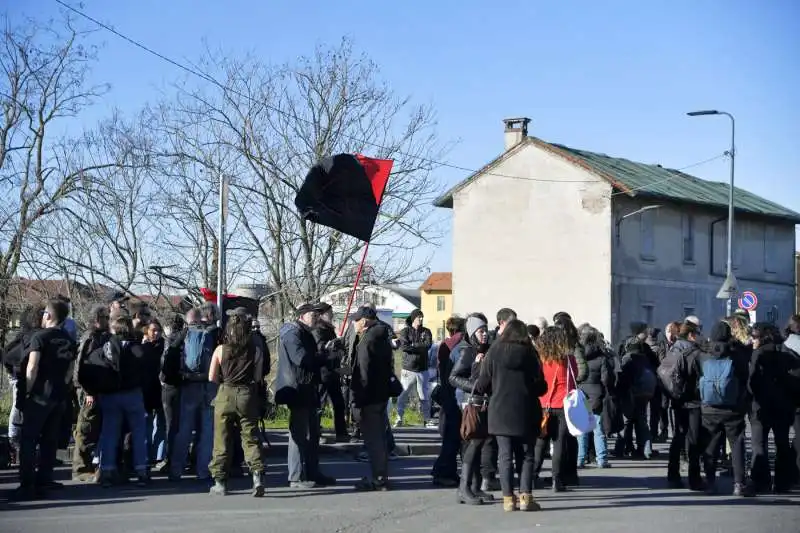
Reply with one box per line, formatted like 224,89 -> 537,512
451,143 -> 614,337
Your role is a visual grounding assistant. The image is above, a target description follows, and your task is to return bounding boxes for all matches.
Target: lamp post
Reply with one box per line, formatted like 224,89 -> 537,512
615,205 -> 662,242
687,110 -> 736,315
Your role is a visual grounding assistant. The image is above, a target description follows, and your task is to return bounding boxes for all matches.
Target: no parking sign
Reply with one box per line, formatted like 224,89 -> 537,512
737,290 -> 758,311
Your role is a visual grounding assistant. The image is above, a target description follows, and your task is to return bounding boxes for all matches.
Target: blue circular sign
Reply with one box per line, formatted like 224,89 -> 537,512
737,291 -> 758,311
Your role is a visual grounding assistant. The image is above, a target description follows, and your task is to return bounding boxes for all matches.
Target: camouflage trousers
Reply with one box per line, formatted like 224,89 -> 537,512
209,384 -> 264,480
72,389 -> 102,474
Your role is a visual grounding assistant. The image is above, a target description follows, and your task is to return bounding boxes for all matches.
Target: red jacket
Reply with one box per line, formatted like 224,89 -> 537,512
540,356 -> 578,409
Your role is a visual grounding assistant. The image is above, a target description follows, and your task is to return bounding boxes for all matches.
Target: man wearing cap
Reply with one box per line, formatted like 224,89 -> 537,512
313,302 -> 348,441
350,306 -> 394,491
278,304 -> 336,489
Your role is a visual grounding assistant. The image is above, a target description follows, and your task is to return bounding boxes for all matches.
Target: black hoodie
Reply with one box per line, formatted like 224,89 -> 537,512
579,342 -> 616,414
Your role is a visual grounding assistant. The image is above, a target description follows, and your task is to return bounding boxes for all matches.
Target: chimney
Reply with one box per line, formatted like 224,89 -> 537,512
503,117 -> 531,151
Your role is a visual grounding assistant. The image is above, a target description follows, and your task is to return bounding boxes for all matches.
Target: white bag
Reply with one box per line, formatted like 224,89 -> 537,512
563,358 -> 596,437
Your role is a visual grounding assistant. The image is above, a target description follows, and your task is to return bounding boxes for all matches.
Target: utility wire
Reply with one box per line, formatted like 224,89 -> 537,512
55,0 -> 726,188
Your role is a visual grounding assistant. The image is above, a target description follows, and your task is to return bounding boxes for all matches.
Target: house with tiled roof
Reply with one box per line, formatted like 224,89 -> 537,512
435,118 -> 799,342
420,272 -> 453,341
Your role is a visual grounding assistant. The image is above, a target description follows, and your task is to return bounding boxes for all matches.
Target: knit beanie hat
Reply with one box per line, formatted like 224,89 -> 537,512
466,316 -> 487,339
710,321 -> 732,343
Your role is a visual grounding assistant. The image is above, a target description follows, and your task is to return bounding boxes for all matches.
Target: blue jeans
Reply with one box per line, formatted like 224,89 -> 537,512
99,389 -> 148,473
577,413 -> 608,466
170,382 -> 216,478
7,376 -> 22,445
147,408 -> 167,463
288,406 -> 320,482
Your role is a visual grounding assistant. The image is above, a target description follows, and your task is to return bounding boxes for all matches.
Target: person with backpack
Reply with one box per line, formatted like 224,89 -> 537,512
661,318 -> 705,490
697,321 -> 753,496
748,322 -> 793,493
207,312 -> 266,497
13,299 -> 77,501
71,305 -> 111,481
169,303 -> 221,482
92,315 -> 151,488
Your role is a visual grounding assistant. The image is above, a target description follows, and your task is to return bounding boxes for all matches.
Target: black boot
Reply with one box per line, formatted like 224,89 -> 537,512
473,473 -> 494,502
456,460 -> 483,505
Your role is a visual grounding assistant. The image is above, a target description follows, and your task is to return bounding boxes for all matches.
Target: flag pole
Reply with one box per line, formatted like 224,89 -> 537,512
338,242 -> 370,337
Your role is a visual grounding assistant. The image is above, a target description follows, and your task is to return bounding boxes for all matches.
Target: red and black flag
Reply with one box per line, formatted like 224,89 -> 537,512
294,154 -> 393,242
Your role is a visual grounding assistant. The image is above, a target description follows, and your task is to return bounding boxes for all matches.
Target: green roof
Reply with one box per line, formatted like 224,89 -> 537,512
435,137 -> 800,223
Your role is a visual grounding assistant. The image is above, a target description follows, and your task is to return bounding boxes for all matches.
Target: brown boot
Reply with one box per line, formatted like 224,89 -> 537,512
519,493 -> 541,512
503,495 -> 517,512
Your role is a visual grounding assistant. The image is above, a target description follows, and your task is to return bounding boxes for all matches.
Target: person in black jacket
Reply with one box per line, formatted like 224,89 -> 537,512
313,302 -> 348,441
395,309 -> 433,427
748,322 -> 793,493
577,326 -> 616,468
697,321 -> 753,496
476,319 -> 546,512
666,319 -> 706,490
96,316 -> 150,488
450,314 -> 492,505
350,306 -> 394,491
141,319 -> 166,466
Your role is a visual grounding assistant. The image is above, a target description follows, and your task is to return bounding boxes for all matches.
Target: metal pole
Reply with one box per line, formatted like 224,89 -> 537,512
724,112 -> 735,317
217,174 -> 227,326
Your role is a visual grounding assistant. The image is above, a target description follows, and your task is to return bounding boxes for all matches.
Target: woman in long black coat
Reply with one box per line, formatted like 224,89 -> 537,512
477,319 -> 546,512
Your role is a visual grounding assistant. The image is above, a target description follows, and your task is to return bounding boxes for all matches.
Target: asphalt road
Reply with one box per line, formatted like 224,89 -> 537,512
1,443 -> 798,533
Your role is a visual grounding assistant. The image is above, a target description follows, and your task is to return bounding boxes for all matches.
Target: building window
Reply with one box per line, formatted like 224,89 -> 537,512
764,225 -> 778,273
683,306 -> 696,320
642,304 -> 654,327
640,209 -> 656,261
682,214 -> 695,263
436,295 -> 446,312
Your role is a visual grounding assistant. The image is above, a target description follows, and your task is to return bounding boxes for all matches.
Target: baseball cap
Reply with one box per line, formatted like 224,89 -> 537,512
351,306 -> 377,321
313,302 -> 333,314
295,303 -> 317,316
684,315 -> 702,330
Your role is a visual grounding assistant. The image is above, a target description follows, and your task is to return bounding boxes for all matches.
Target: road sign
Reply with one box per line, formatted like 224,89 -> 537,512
738,290 -> 758,311
716,272 -> 738,300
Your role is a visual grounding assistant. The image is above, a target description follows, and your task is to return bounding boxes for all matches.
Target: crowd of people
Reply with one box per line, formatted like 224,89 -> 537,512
2,292 -> 800,513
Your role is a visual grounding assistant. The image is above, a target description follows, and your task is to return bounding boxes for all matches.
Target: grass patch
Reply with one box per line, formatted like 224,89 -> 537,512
262,401 -> 424,430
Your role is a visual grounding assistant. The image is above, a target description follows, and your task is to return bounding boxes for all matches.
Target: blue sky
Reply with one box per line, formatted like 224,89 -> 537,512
12,0 -> 800,277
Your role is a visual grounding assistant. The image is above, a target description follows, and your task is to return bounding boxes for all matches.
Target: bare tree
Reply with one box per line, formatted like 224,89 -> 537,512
158,39 -> 445,319
0,13 -> 116,342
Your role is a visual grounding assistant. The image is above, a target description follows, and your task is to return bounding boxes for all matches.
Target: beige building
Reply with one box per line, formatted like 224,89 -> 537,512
435,118 -> 799,342
419,272 -> 453,341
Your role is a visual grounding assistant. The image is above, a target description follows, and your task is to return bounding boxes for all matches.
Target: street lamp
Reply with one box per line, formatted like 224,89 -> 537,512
615,205 -> 661,242
687,109 -> 736,315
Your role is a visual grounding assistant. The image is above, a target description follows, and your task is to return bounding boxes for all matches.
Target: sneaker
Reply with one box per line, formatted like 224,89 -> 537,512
392,418 -> 404,429
289,480 -> 317,490
209,480 -> 228,496
733,482 -> 754,497
153,460 -> 169,473
354,476 -> 389,491
425,420 -> 438,429
597,462 -> 611,469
